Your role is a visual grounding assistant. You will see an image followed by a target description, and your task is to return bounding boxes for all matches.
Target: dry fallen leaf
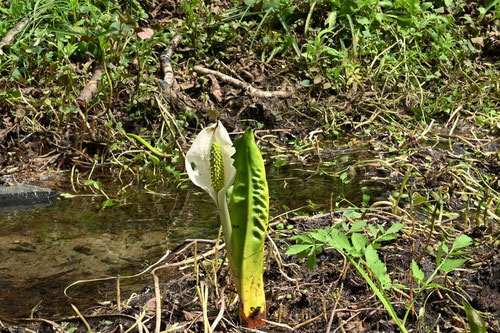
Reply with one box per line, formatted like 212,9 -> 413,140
209,74 -> 223,102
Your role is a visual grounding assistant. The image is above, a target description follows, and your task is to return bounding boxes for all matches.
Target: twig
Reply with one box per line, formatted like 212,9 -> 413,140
193,65 -> 291,98
262,319 -> 294,330
326,251 -> 348,333
154,94 -> 186,159
267,235 -> 300,287
117,276 -> 121,312
415,119 -> 435,142
0,18 -> 29,57
292,313 -> 323,330
16,318 -> 64,333
123,311 -> 146,333
156,36 -> 197,114
77,65 -> 104,108
71,304 -> 92,332
152,272 -> 162,333
159,35 -> 182,89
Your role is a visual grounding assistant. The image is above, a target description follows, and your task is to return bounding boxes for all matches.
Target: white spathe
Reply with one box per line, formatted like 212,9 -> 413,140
185,121 -> 236,205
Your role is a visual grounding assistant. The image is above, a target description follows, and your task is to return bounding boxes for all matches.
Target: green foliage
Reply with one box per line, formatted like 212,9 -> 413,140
288,220 -> 476,332
404,234 -> 474,325
286,219 -> 403,289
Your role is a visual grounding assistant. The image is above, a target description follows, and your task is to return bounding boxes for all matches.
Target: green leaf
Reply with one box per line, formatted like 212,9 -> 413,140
311,229 -> 329,243
340,171 -> 351,184
350,220 -> 367,233
356,16 -> 370,25
452,234 -> 473,250
368,225 -> 378,238
362,194 -> 370,206
463,301 -> 486,333
436,244 -> 443,266
300,79 -> 311,87
365,245 -> 391,290
150,154 -> 160,165
343,209 -> 362,219
441,258 -> 467,272
306,254 -> 317,269
286,244 -> 312,255
413,195 -> 428,205
352,233 -> 368,252
273,159 -> 287,168
411,260 -> 424,283
101,199 -> 117,208
377,234 -> 399,242
385,223 -> 404,234
329,229 -> 351,250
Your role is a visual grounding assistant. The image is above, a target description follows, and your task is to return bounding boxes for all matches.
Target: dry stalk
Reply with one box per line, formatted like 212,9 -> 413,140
154,94 -> 186,159
210,287 -> 226,332
152,271 -> 162,333
70,304 -> 92,332
326,251 -> 348,333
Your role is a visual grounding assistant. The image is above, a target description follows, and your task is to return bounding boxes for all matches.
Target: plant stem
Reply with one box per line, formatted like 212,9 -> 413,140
217,192 -> 233,260
348,256 -> 408,333
416,199 -> 443,264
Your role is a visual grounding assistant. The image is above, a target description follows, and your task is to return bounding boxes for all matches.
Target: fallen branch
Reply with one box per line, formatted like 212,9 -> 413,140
193,65 -> 291,99
158,35 -> 182,89
0,18 -> 29,57
77,65 -> 104,108
156,36 -> 198,114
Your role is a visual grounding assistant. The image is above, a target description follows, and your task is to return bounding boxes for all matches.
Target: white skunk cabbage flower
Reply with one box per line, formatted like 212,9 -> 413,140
185,121 -> 236,244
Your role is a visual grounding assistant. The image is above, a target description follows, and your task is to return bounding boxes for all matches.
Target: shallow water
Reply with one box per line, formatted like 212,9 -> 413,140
0,157 -> 385,318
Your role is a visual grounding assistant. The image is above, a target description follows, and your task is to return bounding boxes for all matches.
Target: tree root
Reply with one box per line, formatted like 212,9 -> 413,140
193,65 -> 292,99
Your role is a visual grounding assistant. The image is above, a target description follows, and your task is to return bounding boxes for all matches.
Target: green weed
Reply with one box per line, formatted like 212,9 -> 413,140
286,213 -> 484,332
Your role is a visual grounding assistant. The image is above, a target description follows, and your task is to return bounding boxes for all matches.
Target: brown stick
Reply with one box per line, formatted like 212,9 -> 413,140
0,18 -> 29,56
77,65 -> 104,108
193,65 -> 291,98
156,36 -> 198,114
159,35 -> 182,89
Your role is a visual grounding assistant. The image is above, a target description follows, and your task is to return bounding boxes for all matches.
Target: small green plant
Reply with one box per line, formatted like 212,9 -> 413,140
404,234 -> 474,325
287,220 -> 479,332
